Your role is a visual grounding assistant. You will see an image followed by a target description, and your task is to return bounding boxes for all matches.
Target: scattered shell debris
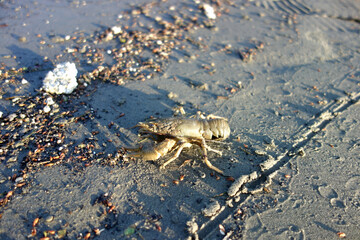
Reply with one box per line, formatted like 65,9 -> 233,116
42,62 -> 78,94
238,40 -> 265,63
2,0 -> 344,238
0,0 -> 237,220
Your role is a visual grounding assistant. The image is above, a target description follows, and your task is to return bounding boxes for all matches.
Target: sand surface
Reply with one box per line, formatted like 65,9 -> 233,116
0,0 -> 359,239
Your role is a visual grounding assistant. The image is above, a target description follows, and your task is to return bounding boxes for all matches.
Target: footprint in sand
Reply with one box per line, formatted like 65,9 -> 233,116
345,176 -> 360,195
318,185 -> 338,199
345,176 -> 360,207
318,185 -> 346,208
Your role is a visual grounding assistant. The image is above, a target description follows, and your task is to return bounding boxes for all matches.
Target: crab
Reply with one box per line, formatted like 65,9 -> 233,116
125,115 -> 230,175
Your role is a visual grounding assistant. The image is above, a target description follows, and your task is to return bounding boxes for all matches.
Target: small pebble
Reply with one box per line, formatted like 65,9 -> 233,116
167,92 -> 178,99
203,4 -> 216,19
197,83 -> 209,91
297,147 -> 306,157
7,113 -> 17,121
7,157 -> 17,163
234,195 -> 241,202
45,215 -> 54,222
46,97 -> 55,106
18,36 -> 27,42
15,177 -> 23,183
254,149 -> 267,156
111,26 -> 122,34
43,105 -> 51,113
198,171 -> 206,179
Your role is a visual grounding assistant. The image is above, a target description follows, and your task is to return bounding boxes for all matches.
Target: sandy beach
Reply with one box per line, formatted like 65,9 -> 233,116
0,0 -> 359,239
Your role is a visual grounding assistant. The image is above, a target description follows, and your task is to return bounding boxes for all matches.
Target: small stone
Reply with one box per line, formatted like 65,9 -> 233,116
45,215 -> 54,222
42,62 -> 78,94
226,199 -> 234,208
198,171 -> 206,179
254,149 -> 267,156
7,113 -> 17,121
15,177 -> 23,183
111,26 -> 122,34
7,156 -> 17,163
43,105 -> 51,113
18,36 -> 27,42
167,92 -> 178,99
46,97 -> 55,106
197,83 -> 209,91
203,4 -> 216,19
51,36 -> 65,43
259,12 -> 266,17
297,147 -> 306,157
57,229 -> 66,238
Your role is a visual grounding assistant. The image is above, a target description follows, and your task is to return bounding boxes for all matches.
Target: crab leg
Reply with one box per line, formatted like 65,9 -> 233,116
193,138 -> 224,175
204,144 -> 222,156
160,141 -> 192,169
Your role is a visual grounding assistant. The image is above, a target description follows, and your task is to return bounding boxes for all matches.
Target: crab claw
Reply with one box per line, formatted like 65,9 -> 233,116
125,138 -> 177,161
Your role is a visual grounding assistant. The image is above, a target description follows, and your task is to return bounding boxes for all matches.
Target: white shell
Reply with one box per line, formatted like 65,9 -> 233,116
43,62 -> 78,94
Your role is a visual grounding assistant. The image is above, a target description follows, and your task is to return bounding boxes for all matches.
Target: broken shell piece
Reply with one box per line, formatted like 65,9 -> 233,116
254,149 -> 267,156
32,218 -> 39,227
21,78 -> 29,84
43,105 -> 51,113
337,232 -> 346,238
46,97 -> 55,105
111,26 -> 122,34
203,4 -> 216,20
167,92 -> 178,99
219,224 -> 226,235
42,62 -> 78,94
